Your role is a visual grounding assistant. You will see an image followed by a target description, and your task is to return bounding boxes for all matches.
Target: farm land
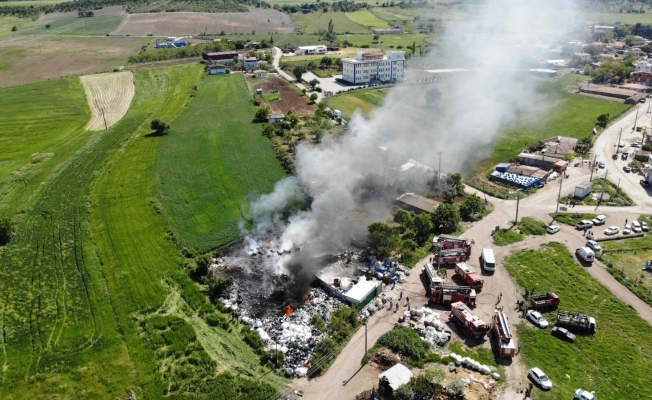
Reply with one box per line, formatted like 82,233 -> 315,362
505,242 -> 652,399
329,88 -> 389,119
16,14 -> 125,36
345,9 -> 391,29
80,70 -> 135,130
294,11 -> 371,34
155,73 -> 286,253
250,75 -> 316,116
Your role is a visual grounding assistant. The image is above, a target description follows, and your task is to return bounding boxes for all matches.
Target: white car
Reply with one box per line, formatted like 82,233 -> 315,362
604,226 -> 620,235
547,225 -> 560,234
576,220 -> 593,229
586,240 -> 601,252
619,142 -> 626,147
576,247 -> 595,263
591,215 -> 607,225
526,310 -> 549,328
529,367 -> 552,390
623,224 -> 631,235
631,142 -> 641,148
642,221 -> 650,232
575,389 -> 598,400
632,221 -> 642,233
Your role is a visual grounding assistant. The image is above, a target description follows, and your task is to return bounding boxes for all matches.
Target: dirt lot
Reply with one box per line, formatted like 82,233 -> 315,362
111,8 -> 296,36
249,75 -> 316,116
0,36 -> 148,87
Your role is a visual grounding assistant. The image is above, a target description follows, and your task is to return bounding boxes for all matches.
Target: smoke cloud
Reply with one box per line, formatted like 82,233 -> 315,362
247,0 -> 574,285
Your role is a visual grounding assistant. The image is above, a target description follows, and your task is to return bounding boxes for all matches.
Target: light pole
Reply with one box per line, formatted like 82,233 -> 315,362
515,189 -> 522,224
555,173 -> 565,217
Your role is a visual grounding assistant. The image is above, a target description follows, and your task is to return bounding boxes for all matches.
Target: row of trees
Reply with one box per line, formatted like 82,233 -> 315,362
586,57 -> 636,84
128,40 -> 237,64
272,0 -> 367,14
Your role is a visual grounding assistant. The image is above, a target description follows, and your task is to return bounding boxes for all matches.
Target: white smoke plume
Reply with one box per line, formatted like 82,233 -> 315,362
247,0 -> 575,272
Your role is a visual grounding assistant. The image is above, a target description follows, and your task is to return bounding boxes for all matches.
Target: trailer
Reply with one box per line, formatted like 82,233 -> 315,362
556,310 -> 597,333
450,301 -> 490,338
434,249 -> 468,265
422,263 -> 444,290
530,292 -> 560,310
454,262 -> 484,291
433,235 -> 474,255
430,285 -> 476,306
492,309 -> 515,357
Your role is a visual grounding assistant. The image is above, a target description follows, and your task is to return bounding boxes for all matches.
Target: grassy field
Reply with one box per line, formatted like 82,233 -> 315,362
505,242 -> 652,400
155,74 -> 286,253
294,11 -> 369,34
15,15 -> 125,36
329,88 -> 389,119
345,9 -> 390,29
342,32 -> 429,50
551,212 -> 598,227
2,0 -> 68,5
579,11 -> 652,24
0,16 -> 28,37
492,228 -> 523,246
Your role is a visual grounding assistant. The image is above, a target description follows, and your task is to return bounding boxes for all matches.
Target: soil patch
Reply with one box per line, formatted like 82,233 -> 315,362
80,71 -> 135,130
249,75 -> 316,116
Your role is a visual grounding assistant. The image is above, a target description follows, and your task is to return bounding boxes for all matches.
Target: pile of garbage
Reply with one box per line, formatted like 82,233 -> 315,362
396,307 -> 453,348
449,352 -> 494,376
368,256 -> 410,284
234,287 -> 347,377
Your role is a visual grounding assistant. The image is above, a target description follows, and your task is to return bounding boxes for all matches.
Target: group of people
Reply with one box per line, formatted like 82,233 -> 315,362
393,292 -> 410,312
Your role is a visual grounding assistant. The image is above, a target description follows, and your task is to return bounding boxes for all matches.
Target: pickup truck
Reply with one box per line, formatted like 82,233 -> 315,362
530,292 -> 560,311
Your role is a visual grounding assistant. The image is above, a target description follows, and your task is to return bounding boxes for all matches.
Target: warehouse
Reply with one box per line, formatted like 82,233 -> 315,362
294,45 -> 327,55
395,193 -> 439,214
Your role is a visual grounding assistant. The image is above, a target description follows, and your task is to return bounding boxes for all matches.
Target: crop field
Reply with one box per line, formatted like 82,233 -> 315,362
329,88 -> 389,119
0,36 -> 149,87
0,16 -> 28,38
345,9 -> 390,29
579,11 -> 652,24
14,15 -> 125,36
81,71 -> 135,130
251,75 -> 316,116
155,74 -> 286,252
505,242 -> 652,399
111,8 -> 296,36
342,33 -> 429,50
294,11 -> 369,34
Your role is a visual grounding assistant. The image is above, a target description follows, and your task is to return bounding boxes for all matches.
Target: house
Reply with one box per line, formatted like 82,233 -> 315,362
574,52 -> 592,61
203,51 -> 239,62
342,51 -> 405,84
546,59 -> 568,69
208,64 -> 228,75
244,57 -> 259,69
395,193 -> 439,214
294,45 -> 327,55
378,364 -> 413,397
517,153 -> 568,172
268,114 -> 285,124
253,70 -> 268,78
539,136 -> 578,159
632,59 -> 652,85
619,83 -> 647,92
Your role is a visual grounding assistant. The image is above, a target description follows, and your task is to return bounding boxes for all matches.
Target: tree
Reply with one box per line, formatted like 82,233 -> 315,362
447,172 -> 464,196
409,212 -> 434,244
309,79 -> 319,90
0,218 -> 14,245
394,209 -> 413,227
309,93 -> 318,103
443,188 -> 457,203
150,119 -> 170,135
11,26 -> 17,32
431,203 -> 460,233
255,106 -> 271,122
424,87 -> 441,107
45,24 -> 51,29
323,19 -> 337,42
373,34 -> 380,43
261,123 -> 275,138
597,113 -> 610,127
320,56 -> 333,66
368,222 -> 401,258
459,193 -> 485,220
394,385 -> 414,400
292,65 -> 307,81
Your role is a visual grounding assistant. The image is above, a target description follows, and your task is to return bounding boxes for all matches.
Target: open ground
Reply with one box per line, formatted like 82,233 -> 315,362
250,75 -> 316,116
111,8 -> 296,36
80,71 -> 135,130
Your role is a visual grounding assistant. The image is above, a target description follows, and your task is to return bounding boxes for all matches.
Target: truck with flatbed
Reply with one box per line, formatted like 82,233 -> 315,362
454,262 -> 484,291
430,285 -> 476,306
492,309 -> 515,357
556,310 -> 597,334
530,292 -> 560,310
449,301 -> 491,338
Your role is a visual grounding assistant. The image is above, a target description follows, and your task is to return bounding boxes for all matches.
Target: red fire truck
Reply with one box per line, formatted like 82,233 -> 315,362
492,309 -> 515,357
454,262 -> 484,291
433,235 -> 474,255
449,301 -> 491,339
434,249 -> 468,265
430,285 -> 476,307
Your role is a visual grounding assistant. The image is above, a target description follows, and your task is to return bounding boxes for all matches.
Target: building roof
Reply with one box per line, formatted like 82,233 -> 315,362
204,51 -> 238,56
506,164 -> 549,179
245,57 -> 258,61
209,64 -> 226,69
517,152 -> 560,164
344,280 -> 377,304
396,193 -> 439,213
296,45 -> 327,50
620,83 -> 648,91
254,69 -> 267,73
379,364 -> 413,391
580,86 -> 637,97
269,114 -> 285,119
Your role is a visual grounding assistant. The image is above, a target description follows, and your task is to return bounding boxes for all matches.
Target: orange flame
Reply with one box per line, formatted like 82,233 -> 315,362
284,304 -> 295,316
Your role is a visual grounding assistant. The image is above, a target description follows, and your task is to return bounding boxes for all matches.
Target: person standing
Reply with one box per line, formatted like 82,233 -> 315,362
399,291 -> 403,300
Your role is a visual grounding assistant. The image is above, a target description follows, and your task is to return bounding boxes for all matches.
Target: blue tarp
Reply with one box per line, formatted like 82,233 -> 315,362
490,171 -> 541,189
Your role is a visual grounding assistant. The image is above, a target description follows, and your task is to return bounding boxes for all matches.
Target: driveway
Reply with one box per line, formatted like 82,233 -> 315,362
272,46 -> 306,91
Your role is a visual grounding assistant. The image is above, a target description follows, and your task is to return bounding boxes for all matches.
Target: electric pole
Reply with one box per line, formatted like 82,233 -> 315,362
363,320 -> 368,363
101,107 -> 108,130
648,98 -> 651,114
555,173 -> 564,217
616,127 -> 623,153
634,106 -> 640,130
515,189 -> 521,224
596,169 -> 608,211
590,154 -> 597,182
438,151 -> 443,181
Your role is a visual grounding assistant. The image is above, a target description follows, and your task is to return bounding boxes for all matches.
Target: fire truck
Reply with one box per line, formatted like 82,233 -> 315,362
430,285 -> 476,307
449,301 -> 491,339
433,235 -> 474,255
492,309 -> 515,357
422,263 -> 444,290
454,262 -> 484,291
434,249 -> 468,265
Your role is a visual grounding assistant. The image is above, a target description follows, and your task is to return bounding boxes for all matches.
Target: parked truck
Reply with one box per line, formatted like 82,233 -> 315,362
556,310 -> 597,334
492,309 -> 515,357
454,262 -> 484,291
530,292 -> 560,311
434,249 -> 468,265
422,263 -> 444,290
450,301 -> 491,338
433,235 -> 474,255
430,285 -> 476,306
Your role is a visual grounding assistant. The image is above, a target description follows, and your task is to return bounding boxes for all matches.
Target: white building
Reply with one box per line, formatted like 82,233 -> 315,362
342,51 -> 405,84
633,58 -> 652,73
574,52 -> 592,61
294,45 -> 327,55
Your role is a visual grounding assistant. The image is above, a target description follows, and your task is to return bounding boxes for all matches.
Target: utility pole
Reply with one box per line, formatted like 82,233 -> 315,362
438,151 -> 443,181
363,320 -> 368,363
101,108 -> 108,130
648,98 -> 651,114
589,154 -> 597,182
616,127 -> 623,153
515,189 -> 522,224
555,173 -> 564,217
617,177 -> 621,189
634,106 -> 640,130
595,169 -> 608,211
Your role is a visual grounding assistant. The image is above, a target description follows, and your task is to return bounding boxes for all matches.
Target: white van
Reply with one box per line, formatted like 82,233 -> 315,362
576,247 -> 595,263
481,248 -> 496,271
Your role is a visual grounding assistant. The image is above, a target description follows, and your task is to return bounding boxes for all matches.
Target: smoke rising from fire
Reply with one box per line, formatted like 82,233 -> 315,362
247,0 -> 573,283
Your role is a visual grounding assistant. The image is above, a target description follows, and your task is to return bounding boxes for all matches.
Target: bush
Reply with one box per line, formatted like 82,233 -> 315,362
376,326 -> 431,361
517,217 -> 547,236
446,378 -> 466,397
150,119 -> 170,135
0,218 -> 15,245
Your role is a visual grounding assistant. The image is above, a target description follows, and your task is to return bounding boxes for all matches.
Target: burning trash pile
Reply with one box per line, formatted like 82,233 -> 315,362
398,307 -> 453,348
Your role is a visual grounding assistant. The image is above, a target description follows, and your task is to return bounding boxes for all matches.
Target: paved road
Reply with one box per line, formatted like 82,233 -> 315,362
272,47 -> 306,91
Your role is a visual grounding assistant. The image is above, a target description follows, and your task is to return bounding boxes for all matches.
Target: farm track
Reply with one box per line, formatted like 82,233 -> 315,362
81,71 -> 135,131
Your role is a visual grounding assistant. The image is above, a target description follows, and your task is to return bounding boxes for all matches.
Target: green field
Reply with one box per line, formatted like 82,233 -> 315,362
294,11 -> 369,34
345,9 -> 390,29
579,11 -> 652,24
342,33 -> 430,50
505,242 -> 652,399
0,15 -> 28,37
2,0 -> 68,5
16,15 -> 124,36
155,74 -> 286,253
329,88 -> 389,119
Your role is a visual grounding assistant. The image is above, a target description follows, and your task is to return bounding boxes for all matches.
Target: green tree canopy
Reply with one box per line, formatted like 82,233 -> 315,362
431,203 -> 460,233
368,222 -> 402,258
409,212 -> 434,244
459,193 -> 485,220
292,65 -> 307,81
0,218 -> 15,245
255,106 -> 271,122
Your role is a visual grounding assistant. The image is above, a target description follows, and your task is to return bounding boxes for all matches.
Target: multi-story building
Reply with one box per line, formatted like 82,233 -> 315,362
342,51 -> 405,84
631,59 -> 652,85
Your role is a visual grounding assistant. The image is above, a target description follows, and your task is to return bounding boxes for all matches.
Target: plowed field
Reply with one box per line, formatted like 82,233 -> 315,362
80,71 -> 135,130
250,75 -> 316,116
111,8 -> 296,36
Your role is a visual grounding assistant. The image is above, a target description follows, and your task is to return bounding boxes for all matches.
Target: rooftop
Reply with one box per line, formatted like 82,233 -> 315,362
395,193 -> 439,214
378,364 -> 413,391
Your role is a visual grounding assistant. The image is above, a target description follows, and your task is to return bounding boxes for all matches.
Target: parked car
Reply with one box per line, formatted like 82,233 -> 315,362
591,215 -> 607,225
576,220 -> 593,229
632,221 -> 642,233
586,240 -> 601,252
623,165 -> 632,173
527,310 -> 549,328
621,152 -> 629,160
529,367 -> 553,390
619,142 -> 626,147
552,326 -> 577,342
631,142 -> 641,148
642,221 -> 649,231
598,161 -> 606,168
546,225 -> 560,234
604,226 -> 620,235
623,224 -> 631,235
576,247 -> 595,263
641,179 -> 651,188
575,389 -> 598,400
